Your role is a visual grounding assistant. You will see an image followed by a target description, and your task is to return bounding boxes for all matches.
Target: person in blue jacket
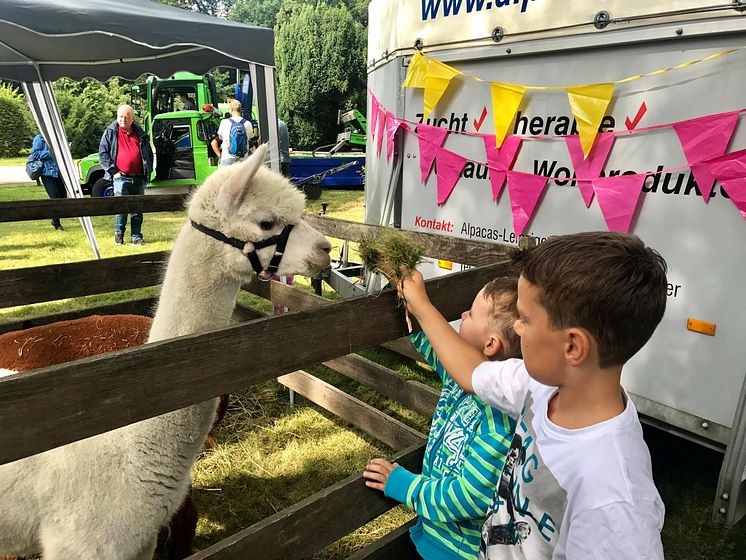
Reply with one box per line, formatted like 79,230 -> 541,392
363,275 -> 521,560
31,134 -> 67,231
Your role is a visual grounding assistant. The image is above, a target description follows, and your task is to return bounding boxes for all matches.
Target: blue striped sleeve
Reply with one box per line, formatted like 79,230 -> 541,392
409,331 -> 447,382
384,418 -> 513,523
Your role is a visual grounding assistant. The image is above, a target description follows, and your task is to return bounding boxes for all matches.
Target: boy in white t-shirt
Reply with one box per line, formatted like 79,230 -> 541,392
397,232 -> 667,559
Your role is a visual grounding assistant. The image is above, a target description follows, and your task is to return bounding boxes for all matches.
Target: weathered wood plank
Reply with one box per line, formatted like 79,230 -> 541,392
324,355 -> 438,418
305,214 -> 513,267
230,303 -> 265,323
278,370 -> 425,450
187,442 -> 425,560
0,297 -> 158,335
381,337 -> 423,363
0,251 -> 169,308
0,262 -> 507,465
346,519 -> 418,560
0,194 -> 187,223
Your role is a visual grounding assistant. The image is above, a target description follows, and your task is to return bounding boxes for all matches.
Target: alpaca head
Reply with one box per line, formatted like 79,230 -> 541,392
187,144 -> 331,281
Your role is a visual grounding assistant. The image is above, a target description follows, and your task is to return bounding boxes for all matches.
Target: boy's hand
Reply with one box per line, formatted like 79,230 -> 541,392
363,458 -> 399,492
396,268 -> 432,320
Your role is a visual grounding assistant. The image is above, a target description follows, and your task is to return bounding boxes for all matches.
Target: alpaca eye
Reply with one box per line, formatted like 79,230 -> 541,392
259,220 -> 275,231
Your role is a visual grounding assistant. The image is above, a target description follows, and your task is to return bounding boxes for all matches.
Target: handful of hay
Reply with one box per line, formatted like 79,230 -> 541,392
359,229 -> 424,331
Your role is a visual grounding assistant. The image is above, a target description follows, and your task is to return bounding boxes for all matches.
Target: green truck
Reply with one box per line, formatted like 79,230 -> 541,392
78,71 -> 235,196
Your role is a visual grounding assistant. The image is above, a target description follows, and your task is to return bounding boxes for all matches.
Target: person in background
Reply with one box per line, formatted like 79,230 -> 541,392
99,104 -> 154,246
179,93 -> 197,111
217,99 -> 253,167
31,133 -> 67,231
278,118 -> 291,177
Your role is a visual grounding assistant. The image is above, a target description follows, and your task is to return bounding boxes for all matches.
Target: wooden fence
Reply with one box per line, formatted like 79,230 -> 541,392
0,194 -> 514,559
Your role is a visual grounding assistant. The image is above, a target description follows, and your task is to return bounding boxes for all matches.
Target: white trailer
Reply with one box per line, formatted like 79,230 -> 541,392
366,0 -> 746,525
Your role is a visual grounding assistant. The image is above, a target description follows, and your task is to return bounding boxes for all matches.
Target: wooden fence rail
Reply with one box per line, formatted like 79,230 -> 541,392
187,442 -> 426,560
0,193 -> 188,223
0,262 -> 509,465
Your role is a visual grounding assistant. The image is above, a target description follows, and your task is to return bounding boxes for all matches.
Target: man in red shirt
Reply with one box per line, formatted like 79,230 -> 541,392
99,104 -> 154,245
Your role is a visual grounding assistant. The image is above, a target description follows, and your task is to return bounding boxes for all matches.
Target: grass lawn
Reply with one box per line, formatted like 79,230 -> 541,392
2,183 -> 746,558
0,157 -> 27,166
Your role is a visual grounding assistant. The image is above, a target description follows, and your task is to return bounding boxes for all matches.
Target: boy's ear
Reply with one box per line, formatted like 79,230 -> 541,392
483,334 -> 503,360
564,328 -> 592,367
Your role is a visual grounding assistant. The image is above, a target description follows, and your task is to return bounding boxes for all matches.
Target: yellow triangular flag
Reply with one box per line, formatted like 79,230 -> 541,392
566,83 -> 615,158
423,58 -> 460,119
490,82 -> 526,147
402,51 -> 427,89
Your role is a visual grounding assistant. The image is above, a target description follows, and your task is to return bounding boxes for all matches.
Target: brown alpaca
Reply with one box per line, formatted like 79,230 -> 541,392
0,315 -> 229,560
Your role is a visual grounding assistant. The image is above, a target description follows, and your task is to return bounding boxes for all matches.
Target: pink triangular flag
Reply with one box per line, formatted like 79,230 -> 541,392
435,147 -> 468,206
376,111 -> 387,157
483,135 -> 523,202
672,112 -> 739,204
369,95 -> 380,139
702,147 -> 746,219
591,174 -> 647,233
506,171 -> 548,236
565,132 -> 616,208
386,116 -> 410,163
417,124 -> 449,184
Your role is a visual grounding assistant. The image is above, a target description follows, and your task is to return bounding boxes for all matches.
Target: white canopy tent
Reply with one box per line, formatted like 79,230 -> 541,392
0,0 -> 280,257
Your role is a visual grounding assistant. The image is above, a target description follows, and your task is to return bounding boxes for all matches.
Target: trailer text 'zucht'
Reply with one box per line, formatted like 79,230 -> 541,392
421,0 -> 537,21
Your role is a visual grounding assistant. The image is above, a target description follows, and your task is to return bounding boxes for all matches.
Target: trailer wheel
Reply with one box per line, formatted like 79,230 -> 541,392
91,177 -> 113,197
300,182 -> 322,200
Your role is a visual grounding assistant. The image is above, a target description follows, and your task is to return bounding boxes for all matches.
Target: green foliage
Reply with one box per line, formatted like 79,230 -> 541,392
156,0 -> 235,16
230,0 -> 283,28
52,78 -> 129,159
0,84 -> 35,158
275,1 -> 367,150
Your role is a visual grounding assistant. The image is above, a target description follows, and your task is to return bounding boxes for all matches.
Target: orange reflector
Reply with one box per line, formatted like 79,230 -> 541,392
438,259 -> 453,270
687,318 -> 716,336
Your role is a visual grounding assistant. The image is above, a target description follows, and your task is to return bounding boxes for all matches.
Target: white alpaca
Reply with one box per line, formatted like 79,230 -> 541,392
0,145 -> 331,560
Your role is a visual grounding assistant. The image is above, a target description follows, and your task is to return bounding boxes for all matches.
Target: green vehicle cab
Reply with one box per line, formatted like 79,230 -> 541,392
79,72 -> 234,196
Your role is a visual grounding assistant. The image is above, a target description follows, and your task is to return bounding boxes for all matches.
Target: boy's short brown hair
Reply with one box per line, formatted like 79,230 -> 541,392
483,275 -> 522,359
515,232 -> 667,368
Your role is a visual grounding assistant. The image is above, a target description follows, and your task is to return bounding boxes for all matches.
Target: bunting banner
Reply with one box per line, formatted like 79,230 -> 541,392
591,173 -> 647,233
566,83 -> 615,158
386,116 -> 408,163
375,111 -> 386,156
402,50 -> 427,89
489,82 -> 527,148
703,148 -> 746,219
565,132 -> 616,207
507,171 -> 548,236
417,124 -> 450,183
424,57 -> 460,119
369,94 -> 380,139
435,147 -> 468,206
672,112 -> 739,204
483,134 -> 523,202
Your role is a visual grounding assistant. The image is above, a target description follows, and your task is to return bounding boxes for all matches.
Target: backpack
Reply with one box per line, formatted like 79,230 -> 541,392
228,118 -> 248,157
26,155 -> 43,181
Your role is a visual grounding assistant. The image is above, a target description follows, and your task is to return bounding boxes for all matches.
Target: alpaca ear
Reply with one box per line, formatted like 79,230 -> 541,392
217,144 -> 270,213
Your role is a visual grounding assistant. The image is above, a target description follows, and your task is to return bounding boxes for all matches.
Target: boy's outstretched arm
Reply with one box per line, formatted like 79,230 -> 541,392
398,270 -> 484,393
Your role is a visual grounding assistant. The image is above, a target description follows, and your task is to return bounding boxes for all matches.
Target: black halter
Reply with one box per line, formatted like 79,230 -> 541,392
191,220 -> 295,276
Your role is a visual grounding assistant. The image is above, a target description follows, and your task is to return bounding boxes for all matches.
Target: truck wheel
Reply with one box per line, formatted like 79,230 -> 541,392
91,177 -> 113,197
301,183 -> 322,200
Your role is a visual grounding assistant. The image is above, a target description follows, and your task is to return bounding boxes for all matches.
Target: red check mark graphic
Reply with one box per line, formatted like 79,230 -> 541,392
474,107 -> 488,131
625,102 -> 647,131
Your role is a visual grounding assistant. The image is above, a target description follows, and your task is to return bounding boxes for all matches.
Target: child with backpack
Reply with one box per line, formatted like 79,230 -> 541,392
217,99 -> 254,167
396,232 -> 667,559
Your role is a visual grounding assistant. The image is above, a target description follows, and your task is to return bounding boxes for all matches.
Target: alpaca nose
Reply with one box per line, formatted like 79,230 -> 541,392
319,239 -> 332,254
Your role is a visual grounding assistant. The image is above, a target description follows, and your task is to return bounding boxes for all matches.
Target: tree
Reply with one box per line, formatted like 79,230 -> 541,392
275,1 -> 366,150
0,84 -> 35,157
157,0 -> 235,17
53,79 -> 129,159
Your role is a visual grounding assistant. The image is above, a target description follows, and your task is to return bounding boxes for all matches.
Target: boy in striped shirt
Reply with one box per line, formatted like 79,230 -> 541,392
363,276 -> 520,559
